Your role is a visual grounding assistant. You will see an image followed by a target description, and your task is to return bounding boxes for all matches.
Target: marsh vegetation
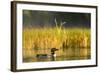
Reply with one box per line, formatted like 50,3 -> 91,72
23,27 -> 91,62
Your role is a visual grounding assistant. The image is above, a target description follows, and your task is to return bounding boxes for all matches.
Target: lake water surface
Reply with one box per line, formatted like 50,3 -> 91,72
23,48 -> 91,62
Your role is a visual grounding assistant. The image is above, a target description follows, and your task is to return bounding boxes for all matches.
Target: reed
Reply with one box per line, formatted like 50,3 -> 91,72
23,27 -> 90,58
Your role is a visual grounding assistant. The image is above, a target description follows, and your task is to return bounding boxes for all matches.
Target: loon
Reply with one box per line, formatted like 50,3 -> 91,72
36,48 -> 58,61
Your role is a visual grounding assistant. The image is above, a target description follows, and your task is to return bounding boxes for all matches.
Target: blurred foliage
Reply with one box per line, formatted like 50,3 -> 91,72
23,10 -> 91,28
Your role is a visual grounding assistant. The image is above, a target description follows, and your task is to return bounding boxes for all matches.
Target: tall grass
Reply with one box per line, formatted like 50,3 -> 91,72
23,27 -> 90,59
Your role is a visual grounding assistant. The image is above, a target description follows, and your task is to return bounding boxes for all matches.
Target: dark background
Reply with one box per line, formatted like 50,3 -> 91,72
23,10 -> 91,28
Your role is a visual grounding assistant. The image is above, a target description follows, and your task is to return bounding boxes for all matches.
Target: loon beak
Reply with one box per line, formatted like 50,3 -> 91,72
55,49 -> 58,51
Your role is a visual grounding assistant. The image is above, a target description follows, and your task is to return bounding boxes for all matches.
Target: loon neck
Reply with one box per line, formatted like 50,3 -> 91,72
52,53 -> 56,57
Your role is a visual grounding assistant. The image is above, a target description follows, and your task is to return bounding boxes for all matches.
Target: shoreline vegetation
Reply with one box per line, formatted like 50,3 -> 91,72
23,27 -> 91,62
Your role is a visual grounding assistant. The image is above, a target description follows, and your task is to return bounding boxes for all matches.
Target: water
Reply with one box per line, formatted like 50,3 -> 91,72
23,48 -> 91,62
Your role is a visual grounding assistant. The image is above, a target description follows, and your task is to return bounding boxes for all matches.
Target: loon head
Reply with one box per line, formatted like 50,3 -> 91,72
51,48 -> 58,52
51,48 -> 58,57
